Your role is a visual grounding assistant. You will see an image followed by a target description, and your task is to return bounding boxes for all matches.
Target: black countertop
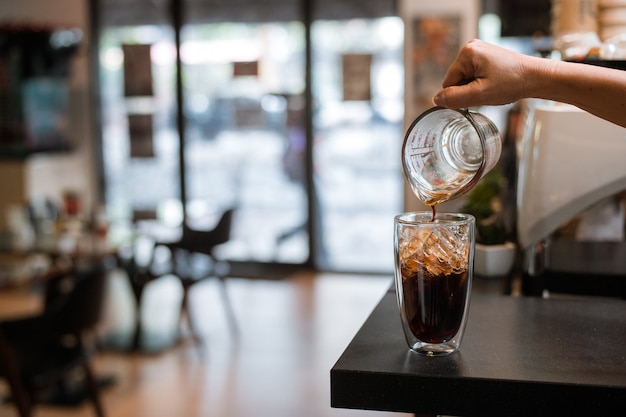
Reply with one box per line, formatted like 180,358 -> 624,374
331,288 -> 626,416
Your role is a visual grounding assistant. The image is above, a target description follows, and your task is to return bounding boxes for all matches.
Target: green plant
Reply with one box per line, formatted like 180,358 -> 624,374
459,169 -> 510,245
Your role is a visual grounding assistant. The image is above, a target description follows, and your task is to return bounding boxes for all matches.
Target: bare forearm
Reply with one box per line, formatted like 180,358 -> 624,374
434,40 -> 626,128
527,59 -> 626,128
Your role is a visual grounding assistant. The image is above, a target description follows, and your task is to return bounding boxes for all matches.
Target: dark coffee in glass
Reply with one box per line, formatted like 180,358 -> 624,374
394,212 -> 474,355
400,267 -> 469,344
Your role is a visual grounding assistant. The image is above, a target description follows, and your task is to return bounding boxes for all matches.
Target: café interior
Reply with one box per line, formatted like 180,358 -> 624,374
1,0 -> 625,416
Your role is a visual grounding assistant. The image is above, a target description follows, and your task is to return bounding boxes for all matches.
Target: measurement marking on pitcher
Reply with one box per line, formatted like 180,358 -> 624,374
408,149 -> 435,158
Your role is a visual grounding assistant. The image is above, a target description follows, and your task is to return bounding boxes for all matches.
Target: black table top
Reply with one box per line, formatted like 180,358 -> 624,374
331,287 -> 626,417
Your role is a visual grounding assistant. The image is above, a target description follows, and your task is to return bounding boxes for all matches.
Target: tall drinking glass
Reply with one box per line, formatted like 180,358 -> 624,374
394,212 -> 475,356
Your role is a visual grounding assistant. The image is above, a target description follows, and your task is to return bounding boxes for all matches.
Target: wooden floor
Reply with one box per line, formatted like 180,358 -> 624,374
1,268 -> 412,417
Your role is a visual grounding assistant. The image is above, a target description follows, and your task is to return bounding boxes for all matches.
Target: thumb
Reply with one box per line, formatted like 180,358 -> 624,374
432,89 -> 448,107
432,85 -> 477,109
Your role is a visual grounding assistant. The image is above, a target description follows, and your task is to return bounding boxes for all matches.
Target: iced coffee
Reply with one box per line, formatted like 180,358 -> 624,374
394,212 -> 474,355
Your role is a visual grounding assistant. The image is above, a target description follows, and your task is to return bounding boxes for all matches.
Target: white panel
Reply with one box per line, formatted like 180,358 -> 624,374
517,103 -> 626,248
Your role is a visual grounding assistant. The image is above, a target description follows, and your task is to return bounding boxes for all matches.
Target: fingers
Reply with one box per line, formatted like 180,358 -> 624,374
433,73 -> 475,108
440,65 -> 469,89
440,57 -> 473,90
441,39 -> 483,87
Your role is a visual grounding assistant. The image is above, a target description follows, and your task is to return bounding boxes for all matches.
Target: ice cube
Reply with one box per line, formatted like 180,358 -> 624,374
399,223 -> 469,277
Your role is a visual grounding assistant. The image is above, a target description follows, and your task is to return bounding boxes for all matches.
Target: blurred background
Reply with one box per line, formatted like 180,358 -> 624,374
0,0 -> 552,279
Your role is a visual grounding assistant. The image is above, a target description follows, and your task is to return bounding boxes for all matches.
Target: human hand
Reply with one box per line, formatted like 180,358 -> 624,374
434,39 -> 626,127
432,39 -> 538,109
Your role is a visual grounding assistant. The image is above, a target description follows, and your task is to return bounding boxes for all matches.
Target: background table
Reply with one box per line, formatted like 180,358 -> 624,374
331,288 -> 626,417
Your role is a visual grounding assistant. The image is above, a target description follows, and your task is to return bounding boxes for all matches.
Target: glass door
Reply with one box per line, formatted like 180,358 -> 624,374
311,17 -> 404,272
97,2 -> 404,273
180,22 -> 308,264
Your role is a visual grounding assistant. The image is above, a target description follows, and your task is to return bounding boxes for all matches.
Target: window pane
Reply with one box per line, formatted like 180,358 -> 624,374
181,22 -> 308,264
311,17 -> 404,272
100,25 -> 181,241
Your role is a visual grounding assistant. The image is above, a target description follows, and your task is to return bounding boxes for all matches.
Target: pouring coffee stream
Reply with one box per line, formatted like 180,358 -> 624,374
428,204 -> 437,222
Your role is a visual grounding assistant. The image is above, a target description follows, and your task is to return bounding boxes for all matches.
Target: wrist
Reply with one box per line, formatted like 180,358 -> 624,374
523,56 -> 559,101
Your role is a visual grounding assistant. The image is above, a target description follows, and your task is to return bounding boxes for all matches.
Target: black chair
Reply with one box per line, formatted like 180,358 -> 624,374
0,262 -> 111,417
116,235 -> 167,351
157,208 -> 239,344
